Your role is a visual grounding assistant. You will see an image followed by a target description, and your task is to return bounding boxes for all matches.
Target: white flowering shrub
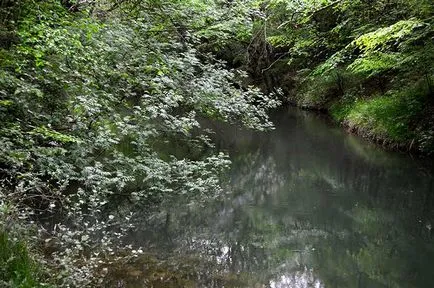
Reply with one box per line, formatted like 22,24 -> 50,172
0,0 -> 279,286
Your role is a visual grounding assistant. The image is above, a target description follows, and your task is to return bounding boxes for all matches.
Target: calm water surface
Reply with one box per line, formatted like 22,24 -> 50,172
109,107 -> 434,287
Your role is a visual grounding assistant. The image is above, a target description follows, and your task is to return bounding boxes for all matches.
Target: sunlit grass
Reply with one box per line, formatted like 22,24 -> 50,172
331,80 -> 429,143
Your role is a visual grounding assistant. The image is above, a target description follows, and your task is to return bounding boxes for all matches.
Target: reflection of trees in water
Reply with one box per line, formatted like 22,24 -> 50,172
269,269 -> 324,288
132,146 -> 433,287
128,110 -> 434,287
230,153 -> 429,286
230,150 -> 286,205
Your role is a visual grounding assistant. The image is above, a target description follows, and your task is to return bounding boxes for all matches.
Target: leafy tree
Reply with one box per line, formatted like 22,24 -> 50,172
0,0 -> 279,285
248,0 -> 433,151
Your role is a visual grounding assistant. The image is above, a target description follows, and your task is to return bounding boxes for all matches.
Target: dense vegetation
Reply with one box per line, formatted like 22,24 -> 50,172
245,0 -> 434,153
0,0 -> 433,286
0,0 -> 278,286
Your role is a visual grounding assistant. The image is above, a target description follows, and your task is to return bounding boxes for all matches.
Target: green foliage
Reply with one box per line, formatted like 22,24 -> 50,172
0,229 -> 43,288
0,0 -> 280,285
329,100 -> 355,123
296,73 -> 339,107
312,19 -> 429,76
0,0 -> 432,284
347,52 -> 402,77
257,0 -> 433,151
354,20 -> 424,53
337,81 -> 428,142
266,35 -> 292,47
29,126 -> 80,143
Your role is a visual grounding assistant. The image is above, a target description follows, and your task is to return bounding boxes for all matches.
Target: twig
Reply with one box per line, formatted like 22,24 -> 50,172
261,52 -> 289,73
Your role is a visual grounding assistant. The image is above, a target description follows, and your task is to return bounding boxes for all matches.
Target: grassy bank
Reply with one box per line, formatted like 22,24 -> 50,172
291,77 -> 433,154
244,1 -> 434,154
329,79 -> 433,153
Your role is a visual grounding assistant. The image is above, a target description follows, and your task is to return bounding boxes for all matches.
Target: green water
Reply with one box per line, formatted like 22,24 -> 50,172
108,108 -> 434,288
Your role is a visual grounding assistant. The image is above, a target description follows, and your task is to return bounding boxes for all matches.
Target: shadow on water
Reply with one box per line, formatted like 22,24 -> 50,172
106,107 -> 434,288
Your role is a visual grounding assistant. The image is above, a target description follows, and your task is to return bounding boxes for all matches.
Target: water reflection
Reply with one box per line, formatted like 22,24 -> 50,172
270,270 -> 324,288
111,107 -> 434,287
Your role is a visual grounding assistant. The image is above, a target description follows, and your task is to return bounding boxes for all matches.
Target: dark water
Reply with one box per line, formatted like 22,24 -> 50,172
109,107 -> 434,288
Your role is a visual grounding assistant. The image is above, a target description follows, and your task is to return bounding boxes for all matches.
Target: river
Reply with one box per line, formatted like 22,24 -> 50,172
106,107 -> 434,288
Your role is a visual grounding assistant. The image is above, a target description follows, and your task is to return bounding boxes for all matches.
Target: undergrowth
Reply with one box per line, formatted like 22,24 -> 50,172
0,229 -> 45,288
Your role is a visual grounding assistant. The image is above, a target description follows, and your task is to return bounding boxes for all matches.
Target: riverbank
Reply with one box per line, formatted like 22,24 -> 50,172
1,1 -> 433,286
102,107 -> 434,287
283,76 -> 434,155
243,2 -> 434,155
284,93 -> 434,156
